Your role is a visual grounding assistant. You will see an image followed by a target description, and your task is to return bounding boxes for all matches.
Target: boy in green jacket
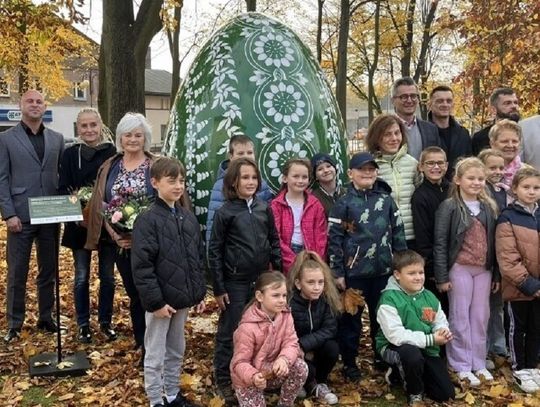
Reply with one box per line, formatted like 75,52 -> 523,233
375,250 -> 455,406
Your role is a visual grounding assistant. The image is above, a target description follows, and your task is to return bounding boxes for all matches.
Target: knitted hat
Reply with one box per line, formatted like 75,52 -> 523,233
311,153 -> 337,178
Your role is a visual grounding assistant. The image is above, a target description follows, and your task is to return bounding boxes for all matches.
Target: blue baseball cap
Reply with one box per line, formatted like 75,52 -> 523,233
349,152 -> 378,169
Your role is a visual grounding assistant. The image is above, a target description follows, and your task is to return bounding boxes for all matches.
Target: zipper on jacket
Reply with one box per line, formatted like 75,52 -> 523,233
173,211 -> 191,292
308,301 -> 314,332
350,245 -> 361,269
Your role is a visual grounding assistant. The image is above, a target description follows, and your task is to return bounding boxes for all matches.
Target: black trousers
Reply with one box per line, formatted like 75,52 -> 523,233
507,300 -> 540,370
214,280 -> 255,386
115,250 -> 145,348
305,339 -> 339,390
382,344 -> 454,402
338,275 -> 389,367
6,223 -> 59,329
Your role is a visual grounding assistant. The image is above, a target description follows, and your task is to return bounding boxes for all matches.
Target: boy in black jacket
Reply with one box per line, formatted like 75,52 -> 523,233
132,157 -> 206,407
411,147 -> 449,312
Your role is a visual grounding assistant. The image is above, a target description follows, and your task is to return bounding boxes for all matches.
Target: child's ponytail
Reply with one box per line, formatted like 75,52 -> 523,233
288,250 -> 342,314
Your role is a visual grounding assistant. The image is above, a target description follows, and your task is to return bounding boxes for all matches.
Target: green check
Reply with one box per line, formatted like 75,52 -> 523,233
29,195 -> 83,225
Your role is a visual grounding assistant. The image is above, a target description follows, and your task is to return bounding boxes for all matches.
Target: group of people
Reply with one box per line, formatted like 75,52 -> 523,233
0,76 -> 539,407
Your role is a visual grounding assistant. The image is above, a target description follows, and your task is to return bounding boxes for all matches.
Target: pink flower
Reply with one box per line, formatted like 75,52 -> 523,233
111,211 -> 123,224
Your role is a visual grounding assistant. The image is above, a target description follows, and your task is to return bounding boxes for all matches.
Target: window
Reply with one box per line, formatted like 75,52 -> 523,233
73,82 -> 87,101
0,78 -> 10,97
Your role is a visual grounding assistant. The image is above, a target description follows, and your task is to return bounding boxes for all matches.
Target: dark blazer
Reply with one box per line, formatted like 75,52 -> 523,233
0,122 -> 64,222
417,118 -> 441,150
427,113 -> 472,180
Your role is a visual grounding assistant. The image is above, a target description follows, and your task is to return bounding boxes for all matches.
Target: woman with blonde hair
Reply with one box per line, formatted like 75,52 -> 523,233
59,107 -> 117,343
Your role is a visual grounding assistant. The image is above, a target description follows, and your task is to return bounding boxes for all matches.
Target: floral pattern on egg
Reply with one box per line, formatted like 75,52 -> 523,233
163,12 -> 348,225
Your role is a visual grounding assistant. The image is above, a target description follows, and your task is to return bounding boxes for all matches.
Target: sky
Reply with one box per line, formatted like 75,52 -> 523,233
73,0 -> 316,77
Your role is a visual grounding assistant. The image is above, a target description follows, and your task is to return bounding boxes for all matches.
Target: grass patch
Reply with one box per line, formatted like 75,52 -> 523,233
22,386 -> 57,407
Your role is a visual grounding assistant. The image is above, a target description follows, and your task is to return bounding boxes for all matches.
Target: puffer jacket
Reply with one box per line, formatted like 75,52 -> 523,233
289,289 -> 337,352
328,180 -> 407,280
271,189 -> 327,274
209,196 -> 281,296
496,202 -> 540,301
131,198 -> 206,311
375,144 -> 418,240
231,303 -> 302,389
433,197 -> 498,284
205,159 -> 273,244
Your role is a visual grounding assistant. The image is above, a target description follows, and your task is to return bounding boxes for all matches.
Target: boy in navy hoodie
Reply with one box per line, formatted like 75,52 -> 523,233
328,152 -> 407,381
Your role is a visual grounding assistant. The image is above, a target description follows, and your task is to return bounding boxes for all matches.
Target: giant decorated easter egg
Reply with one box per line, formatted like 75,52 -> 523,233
163,12 -> 348,225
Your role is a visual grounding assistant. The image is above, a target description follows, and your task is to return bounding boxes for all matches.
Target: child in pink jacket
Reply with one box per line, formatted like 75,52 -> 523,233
231,271 -> 308,407
271,158 -> 327,274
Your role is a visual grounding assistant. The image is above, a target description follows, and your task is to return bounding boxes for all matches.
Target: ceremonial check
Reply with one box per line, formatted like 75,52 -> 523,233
29,196 -> 83,225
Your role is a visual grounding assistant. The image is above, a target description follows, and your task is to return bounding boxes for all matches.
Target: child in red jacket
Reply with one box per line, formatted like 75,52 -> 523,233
231,271 -> 308,406
271,158 -> 327,274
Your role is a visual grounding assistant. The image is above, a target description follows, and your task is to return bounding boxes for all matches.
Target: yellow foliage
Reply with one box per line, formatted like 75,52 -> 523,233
0,0 -> 94,100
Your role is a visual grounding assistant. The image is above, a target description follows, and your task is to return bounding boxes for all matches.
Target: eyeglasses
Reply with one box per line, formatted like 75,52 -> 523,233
394,93 -> 419,102
423,160 -> 446,168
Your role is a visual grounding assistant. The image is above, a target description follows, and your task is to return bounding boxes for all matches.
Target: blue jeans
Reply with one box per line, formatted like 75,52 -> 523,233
73,244 -> 116,327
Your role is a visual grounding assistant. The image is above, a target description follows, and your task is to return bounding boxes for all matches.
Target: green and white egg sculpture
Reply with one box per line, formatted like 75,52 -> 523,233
163,12 -> 348,225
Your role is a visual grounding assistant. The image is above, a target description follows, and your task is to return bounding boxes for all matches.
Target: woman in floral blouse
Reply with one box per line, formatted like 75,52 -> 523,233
85,112 -> 156,353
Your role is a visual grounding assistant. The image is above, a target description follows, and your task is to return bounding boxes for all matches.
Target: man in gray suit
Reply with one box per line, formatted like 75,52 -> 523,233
391,77 -> 441,160
0,90 -> 65,342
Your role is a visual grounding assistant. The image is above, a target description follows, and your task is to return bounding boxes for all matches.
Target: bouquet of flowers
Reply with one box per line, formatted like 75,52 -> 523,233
76,186 -> 94,208
103,194 -> 152,235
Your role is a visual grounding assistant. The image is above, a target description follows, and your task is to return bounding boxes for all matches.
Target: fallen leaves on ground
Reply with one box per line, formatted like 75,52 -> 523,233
1,223 -> 539,406
342,288 -> 365,315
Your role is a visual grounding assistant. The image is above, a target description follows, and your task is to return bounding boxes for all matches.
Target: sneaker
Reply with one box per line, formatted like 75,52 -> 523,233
37,319 -> 58,333
514,369 -> 540,393
457,371 -> 481,387
313,383 -> 338,405
385,366 -> 403,386
408,393 -> 423,406
522,369 -> 540,387
166,392 -> 199,407
78,326 -> 92,343
100,323 -> 118,341
474,368 -> 494,381
3,328 -> 21,343
485,358 -> 495,370
342,364 -> 362,381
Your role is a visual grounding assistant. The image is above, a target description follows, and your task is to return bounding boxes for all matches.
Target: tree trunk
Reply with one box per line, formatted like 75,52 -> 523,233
336,0 -> 350,125
412,0 -> 437,84
168,1 -> 184,106
367,0 -> 381,123
400,0 -> 416,78
99,0 -> 164,133
245,0 -> 256,12
316,0 -> 325,63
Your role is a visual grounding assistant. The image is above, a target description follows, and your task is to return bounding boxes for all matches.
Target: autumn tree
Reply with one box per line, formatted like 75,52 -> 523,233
99,0 -> 165,132
0,0 -> 93,100
453,0 -> 540,122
